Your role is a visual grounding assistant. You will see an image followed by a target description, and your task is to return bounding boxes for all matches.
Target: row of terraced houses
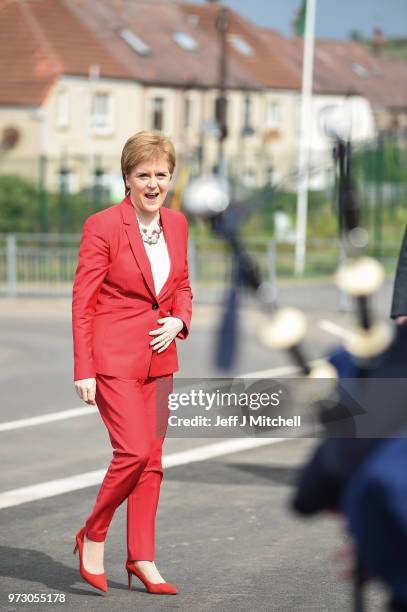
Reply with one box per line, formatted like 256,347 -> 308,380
1,0 -> 407,197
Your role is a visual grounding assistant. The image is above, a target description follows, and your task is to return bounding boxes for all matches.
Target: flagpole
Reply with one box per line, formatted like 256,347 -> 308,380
294,0 -> 317,276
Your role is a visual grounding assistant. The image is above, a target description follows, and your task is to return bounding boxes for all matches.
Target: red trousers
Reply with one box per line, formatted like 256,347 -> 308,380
84,373 -> 173,561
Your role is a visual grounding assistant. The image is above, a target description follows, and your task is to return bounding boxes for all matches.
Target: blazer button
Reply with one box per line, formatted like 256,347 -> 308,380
152,303 -> 159,310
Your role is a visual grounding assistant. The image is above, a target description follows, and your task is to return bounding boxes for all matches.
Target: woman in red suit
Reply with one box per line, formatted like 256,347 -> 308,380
71,131 -> 192,595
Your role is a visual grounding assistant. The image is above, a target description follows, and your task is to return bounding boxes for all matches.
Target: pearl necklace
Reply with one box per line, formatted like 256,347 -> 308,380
136,215 -> 162,245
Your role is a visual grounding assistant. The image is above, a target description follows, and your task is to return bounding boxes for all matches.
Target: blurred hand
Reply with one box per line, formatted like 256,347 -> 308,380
149,317 -> 184,353
74,377 -> 97,405
395,315 -> 407,326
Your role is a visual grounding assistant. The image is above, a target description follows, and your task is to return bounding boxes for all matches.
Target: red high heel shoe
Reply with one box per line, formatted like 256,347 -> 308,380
73,526 -> 108,593
125,560 -> 178,595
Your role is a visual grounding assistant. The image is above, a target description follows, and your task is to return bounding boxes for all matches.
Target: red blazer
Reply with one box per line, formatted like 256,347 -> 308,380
72,195 -> 193,381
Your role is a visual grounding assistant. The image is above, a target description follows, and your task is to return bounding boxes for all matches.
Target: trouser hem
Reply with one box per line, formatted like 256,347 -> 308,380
85,529 -> 106,542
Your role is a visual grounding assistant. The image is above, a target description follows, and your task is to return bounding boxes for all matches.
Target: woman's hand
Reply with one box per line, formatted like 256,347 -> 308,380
74,377 -> 97,405
149,317 -> 184,353
395,315 -> 407,326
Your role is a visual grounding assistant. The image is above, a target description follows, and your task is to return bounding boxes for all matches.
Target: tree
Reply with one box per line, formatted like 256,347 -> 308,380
349,29 -> 365,43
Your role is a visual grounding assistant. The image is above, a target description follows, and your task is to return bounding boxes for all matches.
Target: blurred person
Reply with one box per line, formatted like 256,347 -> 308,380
342,434 -> 407,612
391,227 -> 407,325
293,324 -> 407,611
71,131 -> 193,595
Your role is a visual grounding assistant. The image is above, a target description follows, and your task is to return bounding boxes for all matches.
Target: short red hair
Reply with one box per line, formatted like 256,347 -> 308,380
121,131 -> 176,196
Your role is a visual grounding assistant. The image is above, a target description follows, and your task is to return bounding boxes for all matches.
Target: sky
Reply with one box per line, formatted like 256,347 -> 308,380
194,0 -> 407,40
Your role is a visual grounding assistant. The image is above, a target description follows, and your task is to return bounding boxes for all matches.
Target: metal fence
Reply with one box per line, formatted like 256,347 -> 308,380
0,233 -> 400,311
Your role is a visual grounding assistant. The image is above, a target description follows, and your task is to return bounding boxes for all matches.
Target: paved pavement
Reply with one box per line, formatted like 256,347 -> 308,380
0,290 -> 393,611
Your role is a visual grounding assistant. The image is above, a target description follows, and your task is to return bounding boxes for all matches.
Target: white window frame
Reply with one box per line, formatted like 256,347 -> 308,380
266,100 -> 281,130
66,170 -> 80,193
242,168 -> 256,187
56,90 -> 69,129
227,34 -> 253,56
91,92 -> 114,136
119,28 -> 150,56
56,169 -> 79,194
172,31 -> 199,51
150,96 -> 165,131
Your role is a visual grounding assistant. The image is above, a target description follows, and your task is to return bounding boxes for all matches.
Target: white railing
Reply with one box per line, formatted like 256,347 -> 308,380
0,233 -> 399,310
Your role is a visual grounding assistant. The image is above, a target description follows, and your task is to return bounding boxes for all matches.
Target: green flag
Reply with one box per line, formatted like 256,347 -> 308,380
295,0 -> 306,37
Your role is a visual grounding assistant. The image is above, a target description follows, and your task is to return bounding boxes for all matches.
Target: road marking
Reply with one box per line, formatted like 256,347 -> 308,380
0,362 -> 318,433
0,437 -> 289,509
0,406 -> 97,432
319,319 -> 352,341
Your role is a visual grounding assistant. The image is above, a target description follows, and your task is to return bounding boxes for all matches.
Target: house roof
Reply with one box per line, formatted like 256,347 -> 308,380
180,3 -> 301,90
177,3 -> 407,107
1,0 -> 406,110
0,0 -> 129,106
278,35 -> 407,108
65,0 -> 258,89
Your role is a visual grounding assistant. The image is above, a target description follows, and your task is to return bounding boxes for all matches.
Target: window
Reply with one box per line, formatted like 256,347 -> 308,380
56,90 -> 69,128
91,93 -> 114,135
151,97 -> 164,130
67,171 -> 80,193
57,168 -> 79,194
351,62 -> 368,78
241,95 -> 254,136
227,34 -> 253,56
184,95 -> 192,129
172,31 -> 199,51
266,101 -> 281,130
242,168 -> 256,187
119,28 -> 150,56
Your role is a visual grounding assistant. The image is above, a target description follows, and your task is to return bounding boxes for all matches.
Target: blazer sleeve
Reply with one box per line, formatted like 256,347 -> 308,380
172,215 -> 193,340
391,227 -> 407,319
72,215 -> 110,380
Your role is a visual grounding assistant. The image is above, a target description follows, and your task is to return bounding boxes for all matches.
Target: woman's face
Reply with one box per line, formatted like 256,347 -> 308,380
126,155 -> 172,215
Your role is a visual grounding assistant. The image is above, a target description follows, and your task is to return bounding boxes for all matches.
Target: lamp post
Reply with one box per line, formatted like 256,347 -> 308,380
240,94 -> 255,185
215,4 -> 229,176
294,0 -> 317,276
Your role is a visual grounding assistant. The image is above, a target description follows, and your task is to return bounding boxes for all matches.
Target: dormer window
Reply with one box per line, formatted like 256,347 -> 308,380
227,34 -> 253,56
119,28 -> 150,56
351,62 -> 368,78
172,31 -> 199,51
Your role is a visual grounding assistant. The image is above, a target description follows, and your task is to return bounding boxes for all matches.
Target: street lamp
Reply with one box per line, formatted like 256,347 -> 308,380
215,4 -> 229,176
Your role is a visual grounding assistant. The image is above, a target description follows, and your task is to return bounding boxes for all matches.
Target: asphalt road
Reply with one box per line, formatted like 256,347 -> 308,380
0,283 -> 394,611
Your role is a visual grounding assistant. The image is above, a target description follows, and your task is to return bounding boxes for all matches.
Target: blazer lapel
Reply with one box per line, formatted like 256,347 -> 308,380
121,196 -> 156,299
120,196 -> 175,302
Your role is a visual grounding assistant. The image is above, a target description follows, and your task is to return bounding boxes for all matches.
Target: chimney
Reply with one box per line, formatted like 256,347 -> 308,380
371,27 -> 385,55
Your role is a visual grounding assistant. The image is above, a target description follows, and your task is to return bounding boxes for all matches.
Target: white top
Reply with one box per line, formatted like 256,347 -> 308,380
142,230 -> 170,296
